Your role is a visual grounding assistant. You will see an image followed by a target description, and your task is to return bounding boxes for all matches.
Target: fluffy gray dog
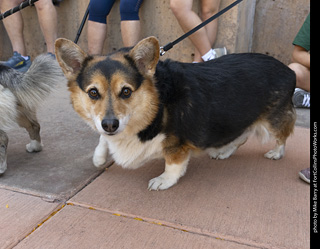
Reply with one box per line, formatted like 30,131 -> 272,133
0,54 -> 65,174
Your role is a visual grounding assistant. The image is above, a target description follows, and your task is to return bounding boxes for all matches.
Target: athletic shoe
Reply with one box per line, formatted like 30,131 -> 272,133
299,168 -> 310,183
292,88 -> 310,108
1,51 -> 32,72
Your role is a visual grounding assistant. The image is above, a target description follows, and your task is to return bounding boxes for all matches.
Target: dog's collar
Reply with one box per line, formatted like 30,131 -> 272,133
138,104 -> 164,142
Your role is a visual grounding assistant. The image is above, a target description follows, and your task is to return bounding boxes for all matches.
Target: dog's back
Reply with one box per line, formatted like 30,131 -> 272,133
155,53 -> 296,149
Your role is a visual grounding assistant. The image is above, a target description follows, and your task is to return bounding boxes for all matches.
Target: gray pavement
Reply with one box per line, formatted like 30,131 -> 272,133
295,108 -> 310,128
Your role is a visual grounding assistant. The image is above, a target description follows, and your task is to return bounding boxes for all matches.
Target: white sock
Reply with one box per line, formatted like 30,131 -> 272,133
201,49 -> 216,61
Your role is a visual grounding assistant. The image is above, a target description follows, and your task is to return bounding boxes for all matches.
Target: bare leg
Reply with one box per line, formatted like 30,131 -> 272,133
170,0 -> 212,59
194,0 -> 220,62
121,20 -> 141,47
288,63 -> 310,92
88,20 -> 107,55
35,0 -> 58,53
0,0 -> 27,56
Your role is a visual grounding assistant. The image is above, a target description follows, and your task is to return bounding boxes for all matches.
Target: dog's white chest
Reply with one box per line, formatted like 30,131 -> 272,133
106,134 -> 165,169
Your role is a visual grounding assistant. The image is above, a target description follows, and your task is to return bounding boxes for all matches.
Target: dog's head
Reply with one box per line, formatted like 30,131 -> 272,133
55,37 -> 160,137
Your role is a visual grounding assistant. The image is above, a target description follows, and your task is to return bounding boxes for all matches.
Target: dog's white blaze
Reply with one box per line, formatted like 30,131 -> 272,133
106,133 -> 165,169
92,113 -> 165,168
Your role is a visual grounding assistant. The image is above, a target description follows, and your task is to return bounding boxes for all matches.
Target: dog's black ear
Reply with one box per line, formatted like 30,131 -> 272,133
129,36 -> 160,77
55,38 -> 87,80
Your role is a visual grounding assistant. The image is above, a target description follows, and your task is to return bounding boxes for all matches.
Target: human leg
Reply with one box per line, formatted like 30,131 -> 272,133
87,0 -> 116,55
193,0 -> 221,61
170,0 -> 213,61
119,0 -> 143,47
288,62 -> 310,108
88,21 -> 108,55
35,0 -> 58,54
288,62 -> 310,92
120,21 -> 141,47
0,0 -> 26,56
201,0 -> 220,47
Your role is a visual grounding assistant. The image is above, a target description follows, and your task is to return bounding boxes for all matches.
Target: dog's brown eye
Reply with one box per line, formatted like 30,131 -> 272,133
88,88 -> 100,100
120,87 -> 132,99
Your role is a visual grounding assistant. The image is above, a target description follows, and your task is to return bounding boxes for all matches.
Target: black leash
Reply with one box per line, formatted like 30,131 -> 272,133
160,0 -> 244,56
0,0 -> 39,21
74,3 -> 90,44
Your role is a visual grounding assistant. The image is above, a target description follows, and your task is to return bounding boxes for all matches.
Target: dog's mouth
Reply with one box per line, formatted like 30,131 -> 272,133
104,131 -> 118,136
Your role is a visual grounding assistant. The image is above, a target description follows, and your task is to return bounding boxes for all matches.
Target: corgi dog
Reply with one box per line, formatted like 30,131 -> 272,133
0,54 -> 64,174
55,37 -> 296,190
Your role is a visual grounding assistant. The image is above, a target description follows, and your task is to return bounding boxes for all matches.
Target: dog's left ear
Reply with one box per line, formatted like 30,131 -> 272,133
129,36 -> 160,77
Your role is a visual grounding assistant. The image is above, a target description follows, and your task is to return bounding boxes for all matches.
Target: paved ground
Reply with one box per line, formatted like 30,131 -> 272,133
0,82 -> 310,249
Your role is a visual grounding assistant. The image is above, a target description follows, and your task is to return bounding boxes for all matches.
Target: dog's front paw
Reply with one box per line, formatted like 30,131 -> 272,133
26,140 -> 43,153
148,173 -> 178,191
93,136 -> 109,168
93,154 -> 107,168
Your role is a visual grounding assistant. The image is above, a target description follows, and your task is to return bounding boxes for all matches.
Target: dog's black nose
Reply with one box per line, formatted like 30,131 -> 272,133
101,119 -> 119,133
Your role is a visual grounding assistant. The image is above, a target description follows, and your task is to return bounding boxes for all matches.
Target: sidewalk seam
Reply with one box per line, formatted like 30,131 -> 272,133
66,201 -> 276,249
10,203 -> 65,249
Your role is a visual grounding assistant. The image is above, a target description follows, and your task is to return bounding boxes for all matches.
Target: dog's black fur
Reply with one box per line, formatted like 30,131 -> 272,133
140,53 -> 295,148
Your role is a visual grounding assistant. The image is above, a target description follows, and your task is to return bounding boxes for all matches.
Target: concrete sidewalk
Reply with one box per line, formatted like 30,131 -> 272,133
1,83 -> 310,249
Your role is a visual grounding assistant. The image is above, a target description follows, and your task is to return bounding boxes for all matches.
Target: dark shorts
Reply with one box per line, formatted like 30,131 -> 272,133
88,0 -> 144,24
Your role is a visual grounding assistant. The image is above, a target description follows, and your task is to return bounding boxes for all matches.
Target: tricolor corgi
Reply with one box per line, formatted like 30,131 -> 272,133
55,36 -> 296,190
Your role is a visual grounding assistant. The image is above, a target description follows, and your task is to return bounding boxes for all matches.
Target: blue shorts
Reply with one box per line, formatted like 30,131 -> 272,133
88,0 -> 144,24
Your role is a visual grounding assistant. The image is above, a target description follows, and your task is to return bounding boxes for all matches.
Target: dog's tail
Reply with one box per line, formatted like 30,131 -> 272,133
10,54 -> 65,110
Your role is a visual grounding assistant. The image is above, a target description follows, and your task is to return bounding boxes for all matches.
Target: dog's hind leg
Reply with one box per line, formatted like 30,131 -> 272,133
17,107 -> 43,153
207,130 -> 250,160
0,130 -> 8,174
263,108 -> 296,160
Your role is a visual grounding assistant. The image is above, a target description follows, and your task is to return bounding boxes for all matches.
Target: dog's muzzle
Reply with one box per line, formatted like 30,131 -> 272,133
101,118 -> 119,134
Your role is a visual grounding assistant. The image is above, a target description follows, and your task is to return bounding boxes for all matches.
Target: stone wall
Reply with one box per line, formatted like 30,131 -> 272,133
0,0 -> 310,64
252,0 -> 310,65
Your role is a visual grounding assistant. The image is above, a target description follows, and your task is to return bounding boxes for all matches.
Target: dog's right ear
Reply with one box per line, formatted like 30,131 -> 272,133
55,38 -> 87,80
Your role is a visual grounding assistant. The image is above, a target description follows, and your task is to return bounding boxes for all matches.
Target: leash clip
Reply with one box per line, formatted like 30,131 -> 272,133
160,46 -> 166,56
